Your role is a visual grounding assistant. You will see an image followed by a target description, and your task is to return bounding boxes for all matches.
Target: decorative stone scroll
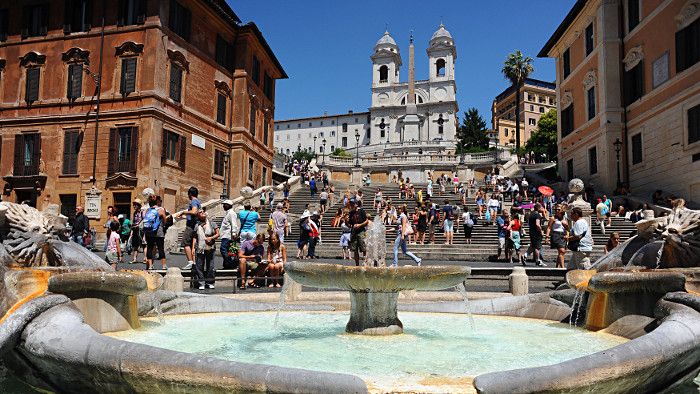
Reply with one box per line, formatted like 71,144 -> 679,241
166,49 -> 189,72
676,0 -> 700,30
215,80 -> 232,98
19,52 -> 46,67
560,90 -> 573,109
115,41 -> 144,57
61,48 -> 90,65
623,45 -> 644,72
582,70 -> 597,89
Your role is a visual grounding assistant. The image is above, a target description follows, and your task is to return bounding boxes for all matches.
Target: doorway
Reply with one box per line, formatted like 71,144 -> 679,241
60,194 -> 78,226
15,190 -> 37,207
113,192 -> 132,220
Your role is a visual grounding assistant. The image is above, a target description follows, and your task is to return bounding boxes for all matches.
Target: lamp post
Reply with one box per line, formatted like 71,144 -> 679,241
354,130 -> 360,167
313,136 -> 317,159
614,138 -> 622,187
322,138 -> 327,166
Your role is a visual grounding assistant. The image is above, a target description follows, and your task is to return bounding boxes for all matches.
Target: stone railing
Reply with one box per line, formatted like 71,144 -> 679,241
324,150 -> 511,169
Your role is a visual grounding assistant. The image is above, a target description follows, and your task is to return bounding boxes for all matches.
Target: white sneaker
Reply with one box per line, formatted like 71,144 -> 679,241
206,284 -> 215,289
183,261 -> 194,270
198,285 -> 205,290
416,259 -> 422,266
536,260 -> 547,267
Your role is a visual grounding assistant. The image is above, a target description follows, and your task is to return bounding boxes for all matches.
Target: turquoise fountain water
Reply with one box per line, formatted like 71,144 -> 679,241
111,311 -> 628,392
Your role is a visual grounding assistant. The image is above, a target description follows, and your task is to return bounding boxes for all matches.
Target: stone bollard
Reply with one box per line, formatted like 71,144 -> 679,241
283,273 -> 302,302
163,267 -> 184,293
509,266 -> 529,296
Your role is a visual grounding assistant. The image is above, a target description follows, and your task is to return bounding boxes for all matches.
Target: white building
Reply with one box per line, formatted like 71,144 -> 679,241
274,24 -> 459,157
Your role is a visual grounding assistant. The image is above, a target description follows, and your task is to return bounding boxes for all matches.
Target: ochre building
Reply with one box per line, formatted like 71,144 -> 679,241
0,0 -> 286,231
539,0 -> 699,204
491,78 -> 556,149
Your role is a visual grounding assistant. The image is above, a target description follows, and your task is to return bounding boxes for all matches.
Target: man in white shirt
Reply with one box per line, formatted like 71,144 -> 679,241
567,207 -> 594,270
219,200 -> 240,269
271,203 -> 288,243
521,178 -> 529,199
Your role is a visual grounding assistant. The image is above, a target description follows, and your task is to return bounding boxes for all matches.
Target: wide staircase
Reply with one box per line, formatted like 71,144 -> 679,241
283,181 -> 637,264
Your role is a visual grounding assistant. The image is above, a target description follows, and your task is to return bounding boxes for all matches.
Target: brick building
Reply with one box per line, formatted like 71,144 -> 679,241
0,0 -> 286,231
539,0 -> 699,204
491,78 -> 556,148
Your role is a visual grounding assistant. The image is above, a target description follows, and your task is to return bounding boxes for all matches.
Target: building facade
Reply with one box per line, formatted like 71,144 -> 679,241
539,0 -> 700,204
0,0 -> 286,230
491,78 -> 556,148
274,25 -> 459,157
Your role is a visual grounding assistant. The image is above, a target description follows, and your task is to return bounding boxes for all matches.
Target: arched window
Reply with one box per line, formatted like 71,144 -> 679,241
378,65 -> 388,83
437,114 -> 444,134
504,128 -> 509,137
436,58 -> 446,77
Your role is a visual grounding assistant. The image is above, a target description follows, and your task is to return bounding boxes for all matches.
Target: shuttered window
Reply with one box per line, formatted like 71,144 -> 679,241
252,56 -> 260,85
215,35 -> 235,72
566,159 -> 574,181
63,130 -> 81,175
561,104 -> 574,138
688,104 -> 700,146
627,0 -> 640,32
562,48 -> 571,79
248,158 -> 254,181
214,149 -> 225,176
64,0 -> 92,34
117,0 -> 146,26
263,117 -> 269,146
169,0 -> 191,41
588,146 -> 597,175
264,73 -> 273,99
25,68 -> 40,105
676,17 -> 700,73
108,127 -> 138,174
0,9 -> 8,42
631,133 -> 643,165
14,133 -> 41,176
249,105 -> 257,137
623,62 -> 644,106
22,4 -> 48,38
67,64 -> 83,101
120,57 -> 137,96
587,86 -> 596,120
216,93 -> 227,125
169,65 -> 183,102
161,130 -> 186,169
585,23 -> 594,56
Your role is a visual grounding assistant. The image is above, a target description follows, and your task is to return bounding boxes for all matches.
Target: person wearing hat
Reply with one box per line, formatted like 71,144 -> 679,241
219,199 -> 239,270
271,202 -> 287,243
129,198 -> 144,263
347,198 -> 369,266
296,211 -> 312,259
307,211 -> 321,259
118,214 -> 131,245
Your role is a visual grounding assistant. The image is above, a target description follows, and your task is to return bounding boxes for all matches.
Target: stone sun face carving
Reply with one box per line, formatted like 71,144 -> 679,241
658,208 -> 700,268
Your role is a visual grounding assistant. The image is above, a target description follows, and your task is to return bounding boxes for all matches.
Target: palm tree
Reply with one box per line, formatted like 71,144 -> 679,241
502,50 -> 534,151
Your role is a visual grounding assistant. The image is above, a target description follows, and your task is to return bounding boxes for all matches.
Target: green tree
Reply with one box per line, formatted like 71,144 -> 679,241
502,50 -> 534,150
456,107 -> 489,154
524,109 -> 558,161
292,150 -> 315,162
331,148 -> 352,157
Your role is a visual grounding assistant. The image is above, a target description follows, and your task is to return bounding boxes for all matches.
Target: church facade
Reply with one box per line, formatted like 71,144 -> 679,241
275,25 -> 459,157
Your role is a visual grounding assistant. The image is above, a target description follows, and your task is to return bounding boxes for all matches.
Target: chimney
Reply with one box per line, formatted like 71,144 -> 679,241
348,110 -> 353,114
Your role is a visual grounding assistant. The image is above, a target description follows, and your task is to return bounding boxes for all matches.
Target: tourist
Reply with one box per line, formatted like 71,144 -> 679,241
319,188 -> 329,214
307,212 -> 321,259
339,214 -> 352,260
309,176 -> 317,197
271,203 -> 287,243
603,194 -> 613,227
105,221 -> 122,270
191,210 -> 219,290
462,206 -> 475,244
392,205 -> 422,267
595,198 -> 608,235
475,189 -> 485,218
268,188 -> 276,211
259,189 -> 267,210
267,233 -> 286,288
283,181 -> 290,199
605,232 -> 620,254
129,199 -> 144,263
348,199 -> 369,266
545,210 -> 568,268
427,178 -> 433,198
219,200 -> 239,269
177,186 -> 201,270
509,211 -> 523,265
118,214 -> 131,246
521,178 -> 529,199
144,195 -> 167,270
70,206 -> 90,248
439,177 -> 446,195
442,199 -> 455,245
238,203 -> 260,241
331,207 -> 343,227
103,206 -> 118,252
567,207 -> 594,270
452,172 -> 459,194
297,211 -> 311,259
496,212 -> 508,260
416,205 -> 428,244
525,203 -> 547,266
238,233 -> 266,290
487,194 -> 500,225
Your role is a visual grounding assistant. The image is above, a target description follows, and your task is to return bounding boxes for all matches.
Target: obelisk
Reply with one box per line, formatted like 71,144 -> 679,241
403,32 -> 421,142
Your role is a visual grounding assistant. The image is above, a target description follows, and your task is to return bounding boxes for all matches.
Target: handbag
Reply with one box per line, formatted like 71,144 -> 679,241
568,230 -> 585,251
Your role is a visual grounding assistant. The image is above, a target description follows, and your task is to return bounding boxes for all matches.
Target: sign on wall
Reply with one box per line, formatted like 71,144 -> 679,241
652,52 -> 669,89
85,187 -> 102,219
191,134 -> 206,149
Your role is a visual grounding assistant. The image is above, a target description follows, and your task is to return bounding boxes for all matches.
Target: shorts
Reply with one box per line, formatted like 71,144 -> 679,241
131,228 -> 143,249
339,232 -> 351,247
240,231 -> 256,241
181,226 -> 195,247
444,219 -> 454,233
417,223 -> 427,232
349,231 -> 366,253
105,250 -> 119,263
463,225 -> 473,238
530,233 -> 543,249
550,232 -> 566,249
320,199 -> 327,205
498,237 -> 505,249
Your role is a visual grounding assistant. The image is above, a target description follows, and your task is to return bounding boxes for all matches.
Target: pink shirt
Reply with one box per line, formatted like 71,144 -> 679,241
107,232 -> 120,253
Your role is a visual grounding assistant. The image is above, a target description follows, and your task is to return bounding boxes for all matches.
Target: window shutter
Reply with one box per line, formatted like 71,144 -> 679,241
169,66 -> 182,102
39,4 -> 48,36
121,58 -> 137,96
25,68 -> 40,104
31,134 -> 41,174
67,64 -> 83,101
14,134 -> 24,176
216,93 -> 226,125
179,134 -> 186,170
136,0 -> 146,24
226,42 -> 235,72
108,128 -> 117,174
64,0 -> 73,34
182,7 -> 191,41
0,10 -> 8,42
161,130 -> 168,165
129,127 -> 138,173
117,0 -> 125,26
21,6 -> 29,38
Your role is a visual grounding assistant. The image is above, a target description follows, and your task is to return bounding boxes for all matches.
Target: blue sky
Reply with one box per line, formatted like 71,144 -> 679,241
231,1 -> 575,124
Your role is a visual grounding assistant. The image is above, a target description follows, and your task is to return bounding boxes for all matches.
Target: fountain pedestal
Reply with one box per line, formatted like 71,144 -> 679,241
284,262 -> 470,335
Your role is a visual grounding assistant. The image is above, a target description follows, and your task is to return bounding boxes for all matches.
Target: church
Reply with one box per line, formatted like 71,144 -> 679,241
274,24 -> 459,157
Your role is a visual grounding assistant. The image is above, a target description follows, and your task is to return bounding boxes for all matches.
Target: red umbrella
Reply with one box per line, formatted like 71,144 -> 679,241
538,185 -> 554,197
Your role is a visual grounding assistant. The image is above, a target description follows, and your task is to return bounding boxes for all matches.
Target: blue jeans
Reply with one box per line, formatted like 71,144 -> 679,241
393,235 -> 420,266
220,238 -> 234,269
71,234 -> 84,247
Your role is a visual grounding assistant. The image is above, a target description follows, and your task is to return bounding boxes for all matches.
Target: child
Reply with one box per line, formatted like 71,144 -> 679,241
339,215 -> 351,260
105,221 -> 122,270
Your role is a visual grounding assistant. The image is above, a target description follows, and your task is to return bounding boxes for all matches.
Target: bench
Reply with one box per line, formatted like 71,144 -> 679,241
150,268 -> 283,293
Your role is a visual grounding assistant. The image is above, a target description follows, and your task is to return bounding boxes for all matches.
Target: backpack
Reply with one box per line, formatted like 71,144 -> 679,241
466,213 -> 474,227
445,206 -> 454,221
163,211 -> 173,233
142,207 -> 161,236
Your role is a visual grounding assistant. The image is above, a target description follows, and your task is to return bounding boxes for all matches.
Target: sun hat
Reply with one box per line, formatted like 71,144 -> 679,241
222,199 -> 234,206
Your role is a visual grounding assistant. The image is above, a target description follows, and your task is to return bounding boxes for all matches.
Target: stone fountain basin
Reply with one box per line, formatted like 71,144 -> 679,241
284,262 -> 471,291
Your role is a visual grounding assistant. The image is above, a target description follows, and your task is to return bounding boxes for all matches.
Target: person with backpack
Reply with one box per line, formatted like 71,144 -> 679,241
192,210 -> 219,290
143,195 -> 167,270
595,198 -> 608,235
462,206 -> 475,244
220,200 -> 240,270
238,203 -> 260,241
442,199 -> 455,245
129,199 -> 144,263
177,186 -> 201,270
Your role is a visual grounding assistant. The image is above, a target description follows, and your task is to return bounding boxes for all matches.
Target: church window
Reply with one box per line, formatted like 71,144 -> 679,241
436,58 -> 446,77
342,137 -> 347,147
342,123 -> 348,133
379,65 -> 388,83
437,114 -> 444,134
505,128 -> 509,137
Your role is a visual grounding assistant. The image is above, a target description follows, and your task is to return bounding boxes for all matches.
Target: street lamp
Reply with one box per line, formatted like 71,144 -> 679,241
322,138 -> 327,166
313,136 -> 317,159
614,138 -> 623,186
354,130 -> 360,167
